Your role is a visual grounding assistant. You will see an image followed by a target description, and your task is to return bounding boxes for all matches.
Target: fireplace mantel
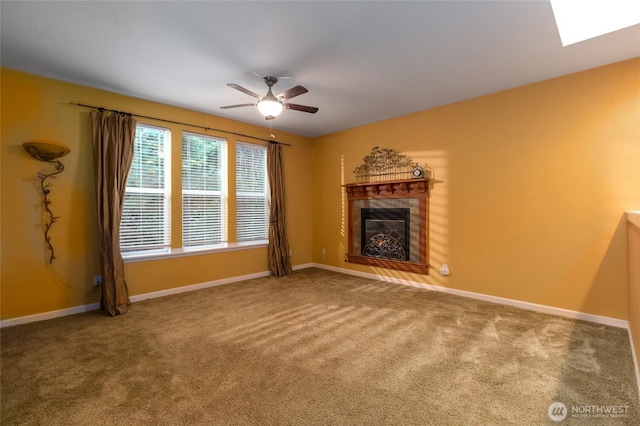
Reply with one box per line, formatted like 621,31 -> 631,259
344,178 -> 430,200
345,178 -> 430,275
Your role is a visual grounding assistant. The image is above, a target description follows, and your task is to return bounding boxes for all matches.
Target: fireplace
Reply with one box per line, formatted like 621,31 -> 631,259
345,178 -> 430,274
361,208 -> 410,261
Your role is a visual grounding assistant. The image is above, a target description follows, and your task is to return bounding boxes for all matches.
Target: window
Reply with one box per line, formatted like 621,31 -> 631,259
121,126 -> 268,259
120,124 -> 171,255
236,142 -> 270,241
182,132 -> 227,248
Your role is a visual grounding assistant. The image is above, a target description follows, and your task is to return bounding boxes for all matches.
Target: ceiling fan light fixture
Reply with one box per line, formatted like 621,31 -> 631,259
257,98 -> 283,118
222,76 -> 316,118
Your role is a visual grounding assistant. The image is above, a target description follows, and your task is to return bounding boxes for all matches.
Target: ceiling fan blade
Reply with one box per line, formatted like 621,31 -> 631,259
285,103 -> 319,114
278,85 -> 308,100
220,103 -> 255,109
227,83 -> 260,98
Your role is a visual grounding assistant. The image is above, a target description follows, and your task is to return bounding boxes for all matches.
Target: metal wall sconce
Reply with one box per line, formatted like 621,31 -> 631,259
23,140 -> 71,263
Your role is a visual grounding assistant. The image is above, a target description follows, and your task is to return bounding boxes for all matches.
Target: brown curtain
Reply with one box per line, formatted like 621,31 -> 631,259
267,142 -> 292,277
91,110 -> 137,316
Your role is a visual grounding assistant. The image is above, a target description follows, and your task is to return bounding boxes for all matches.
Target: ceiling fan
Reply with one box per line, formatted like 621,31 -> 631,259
221,76 -> 318,120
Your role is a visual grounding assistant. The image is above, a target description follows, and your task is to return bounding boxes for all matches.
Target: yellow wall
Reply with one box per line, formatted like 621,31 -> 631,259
312,58 -> 640,320
1,68 -> 314,320
2,59 -> 638,322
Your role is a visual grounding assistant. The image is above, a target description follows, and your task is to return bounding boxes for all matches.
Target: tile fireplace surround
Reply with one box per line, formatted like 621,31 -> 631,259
345,178 -> 430,274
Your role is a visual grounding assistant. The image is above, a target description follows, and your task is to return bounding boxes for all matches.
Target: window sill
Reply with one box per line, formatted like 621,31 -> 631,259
123,241 -> 269,263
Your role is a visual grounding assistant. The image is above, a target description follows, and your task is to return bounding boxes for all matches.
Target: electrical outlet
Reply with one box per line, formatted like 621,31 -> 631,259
439,264 -> 450,276
93,275 -> 102,286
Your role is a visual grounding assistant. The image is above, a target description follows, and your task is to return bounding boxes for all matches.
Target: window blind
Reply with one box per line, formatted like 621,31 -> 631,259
120,124 -> 171,255
236,142 -> 269,242
182,132 -> 226,247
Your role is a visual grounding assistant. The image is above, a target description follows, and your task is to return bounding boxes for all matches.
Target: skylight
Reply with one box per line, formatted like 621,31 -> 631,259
550,0 -> 640,46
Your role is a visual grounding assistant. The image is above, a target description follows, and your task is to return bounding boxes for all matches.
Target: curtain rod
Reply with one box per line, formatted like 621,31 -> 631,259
68,102 -> 292,146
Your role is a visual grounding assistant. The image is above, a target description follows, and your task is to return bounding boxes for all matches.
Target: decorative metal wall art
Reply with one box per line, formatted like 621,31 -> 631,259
23,140 -> 71,263
353,146 -> 427,183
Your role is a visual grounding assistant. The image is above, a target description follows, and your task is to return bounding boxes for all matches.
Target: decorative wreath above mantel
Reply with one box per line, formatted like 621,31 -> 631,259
353,146 -> 428,183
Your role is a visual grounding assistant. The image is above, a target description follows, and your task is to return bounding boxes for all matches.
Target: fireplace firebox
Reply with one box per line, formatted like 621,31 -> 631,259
361,208 -> 410,261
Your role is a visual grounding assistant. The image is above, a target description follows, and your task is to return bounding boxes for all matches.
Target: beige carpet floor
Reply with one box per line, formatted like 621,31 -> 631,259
1,268 -> 639,425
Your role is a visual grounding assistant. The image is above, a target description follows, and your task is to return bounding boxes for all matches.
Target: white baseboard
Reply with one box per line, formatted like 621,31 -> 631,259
1,263 -> 629,331
129,270 -> 272,303
293,263 -> 315,271
129,265 -> 314,304
0,270 -> 273,328
0,302 -> 101,328
310,263 -> 629,329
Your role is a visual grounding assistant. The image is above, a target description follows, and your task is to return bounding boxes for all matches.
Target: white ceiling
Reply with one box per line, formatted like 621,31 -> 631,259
1,1 -> 639,138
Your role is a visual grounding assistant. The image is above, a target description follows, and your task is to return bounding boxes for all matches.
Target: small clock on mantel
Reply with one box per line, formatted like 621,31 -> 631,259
412,166 -> 424,178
